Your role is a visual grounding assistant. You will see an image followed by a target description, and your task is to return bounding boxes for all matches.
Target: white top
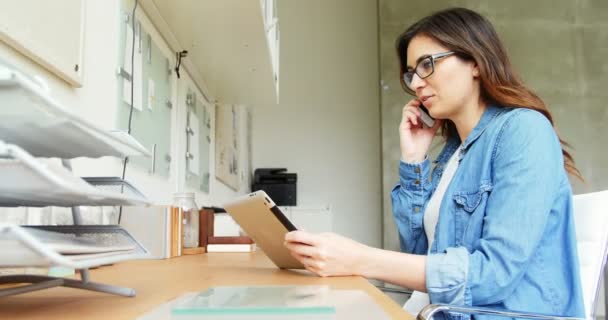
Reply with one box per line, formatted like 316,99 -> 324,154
403,147 -> 462,316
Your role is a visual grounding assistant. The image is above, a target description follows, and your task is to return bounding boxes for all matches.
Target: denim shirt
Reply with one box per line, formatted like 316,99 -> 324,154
391,105 -> 585,319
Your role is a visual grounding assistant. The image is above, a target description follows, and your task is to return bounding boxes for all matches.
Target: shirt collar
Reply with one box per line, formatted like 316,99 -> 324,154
461,104 -> 504,150
434,105 -> 505,164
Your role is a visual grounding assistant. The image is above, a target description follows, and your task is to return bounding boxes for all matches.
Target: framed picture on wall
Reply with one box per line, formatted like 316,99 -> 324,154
215,104 -> 239,190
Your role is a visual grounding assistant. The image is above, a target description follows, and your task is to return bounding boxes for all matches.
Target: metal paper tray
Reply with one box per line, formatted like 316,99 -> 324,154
0,224 -> 149,269
82,177 -> 147,200
0,64 -> 150,158
0,142 -> 150,207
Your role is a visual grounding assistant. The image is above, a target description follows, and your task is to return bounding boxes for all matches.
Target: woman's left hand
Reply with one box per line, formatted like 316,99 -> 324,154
284,231 -> 371,277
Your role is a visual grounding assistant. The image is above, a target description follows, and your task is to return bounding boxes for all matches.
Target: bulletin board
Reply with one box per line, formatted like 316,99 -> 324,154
116,0 -> 173,178
185,87 -> 212,193
215,104 -> 240,190
0,0 -> 85,86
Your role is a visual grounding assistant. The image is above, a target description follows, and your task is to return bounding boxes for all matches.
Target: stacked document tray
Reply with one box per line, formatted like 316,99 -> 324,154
0,59 -> 152,297
0,64 -> 151,207
0,142 -> 150,207
0,224 -> 149,270
0,64 -> 150,158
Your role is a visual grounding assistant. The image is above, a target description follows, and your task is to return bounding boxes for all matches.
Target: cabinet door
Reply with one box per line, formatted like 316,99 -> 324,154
0,0 -> 85,86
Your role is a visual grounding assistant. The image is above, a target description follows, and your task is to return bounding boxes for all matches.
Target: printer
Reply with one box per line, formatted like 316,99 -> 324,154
251,168 -> 297,206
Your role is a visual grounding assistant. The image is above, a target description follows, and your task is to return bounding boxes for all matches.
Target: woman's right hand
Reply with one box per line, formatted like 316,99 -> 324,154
399,99 -> 442,163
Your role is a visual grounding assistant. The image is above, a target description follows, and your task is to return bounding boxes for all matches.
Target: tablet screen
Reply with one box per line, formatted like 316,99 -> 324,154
269,206 -> 297,232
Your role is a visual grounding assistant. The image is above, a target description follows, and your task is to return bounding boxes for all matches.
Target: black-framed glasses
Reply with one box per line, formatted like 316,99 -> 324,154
403,51 -> 455,90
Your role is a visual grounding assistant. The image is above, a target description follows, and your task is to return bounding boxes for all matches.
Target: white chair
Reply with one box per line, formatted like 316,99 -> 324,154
418,190 -> 608,320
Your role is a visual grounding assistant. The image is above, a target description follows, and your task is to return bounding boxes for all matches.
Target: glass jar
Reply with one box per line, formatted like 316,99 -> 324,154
173,192 -> 199,248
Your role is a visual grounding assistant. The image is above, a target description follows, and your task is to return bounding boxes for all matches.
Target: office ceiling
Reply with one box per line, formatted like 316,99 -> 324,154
141,0 -> 276,106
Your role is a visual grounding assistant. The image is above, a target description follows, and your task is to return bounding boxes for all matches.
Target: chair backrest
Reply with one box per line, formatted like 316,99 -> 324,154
573,190 -> 608,320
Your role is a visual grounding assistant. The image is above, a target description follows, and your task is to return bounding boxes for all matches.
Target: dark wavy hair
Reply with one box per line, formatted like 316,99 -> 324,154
396,7 -> 582,180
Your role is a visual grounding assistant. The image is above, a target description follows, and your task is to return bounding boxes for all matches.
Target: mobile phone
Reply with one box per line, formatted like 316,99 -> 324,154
418,104 -> 435,128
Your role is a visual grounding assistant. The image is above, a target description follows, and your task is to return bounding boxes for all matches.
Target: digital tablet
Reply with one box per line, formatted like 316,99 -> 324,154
223,190 -> 305,269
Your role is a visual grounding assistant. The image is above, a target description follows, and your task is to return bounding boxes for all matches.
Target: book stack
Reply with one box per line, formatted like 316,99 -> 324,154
170,207 -> 182,257
204,208 -> 255,253
121,206 -> 209,259
171,207 -> 211,256
206,238 -> 255,253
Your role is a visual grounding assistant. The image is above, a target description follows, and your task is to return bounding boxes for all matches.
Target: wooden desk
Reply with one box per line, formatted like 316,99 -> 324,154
0,252 -> 412,319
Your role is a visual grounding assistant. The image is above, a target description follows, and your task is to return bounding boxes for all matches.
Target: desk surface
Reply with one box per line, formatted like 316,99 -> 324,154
0,252 -> 412,319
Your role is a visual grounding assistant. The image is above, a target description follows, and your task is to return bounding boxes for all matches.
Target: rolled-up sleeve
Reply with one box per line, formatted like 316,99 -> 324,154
427,247 -> 472,305
425,110 -> 562,306
391,157 -> 433,255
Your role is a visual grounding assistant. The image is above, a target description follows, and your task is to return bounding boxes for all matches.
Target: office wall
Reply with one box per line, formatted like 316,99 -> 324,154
251,0 -> 382,247
379,0 -> 607,315
0,0 -> 247,224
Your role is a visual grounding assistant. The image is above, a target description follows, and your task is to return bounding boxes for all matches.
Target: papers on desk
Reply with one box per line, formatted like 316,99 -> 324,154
138,286 -> 390,320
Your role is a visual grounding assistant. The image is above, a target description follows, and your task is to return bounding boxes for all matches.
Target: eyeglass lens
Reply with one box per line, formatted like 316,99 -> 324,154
403,57 -> 433,89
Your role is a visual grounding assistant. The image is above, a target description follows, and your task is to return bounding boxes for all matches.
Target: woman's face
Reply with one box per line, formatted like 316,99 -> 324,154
406,35 -> 480,119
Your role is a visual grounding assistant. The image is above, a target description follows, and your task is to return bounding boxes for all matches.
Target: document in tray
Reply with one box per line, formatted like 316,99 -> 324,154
65,250 -> 138,261
0,144 -> 150,207
26,228 -> 136,258
0,224 -> 147,269
25,228 -> 136,255
0,158 -> 138,206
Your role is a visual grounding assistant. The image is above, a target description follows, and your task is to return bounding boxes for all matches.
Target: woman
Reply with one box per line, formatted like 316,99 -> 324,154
284,7 -> 585,318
